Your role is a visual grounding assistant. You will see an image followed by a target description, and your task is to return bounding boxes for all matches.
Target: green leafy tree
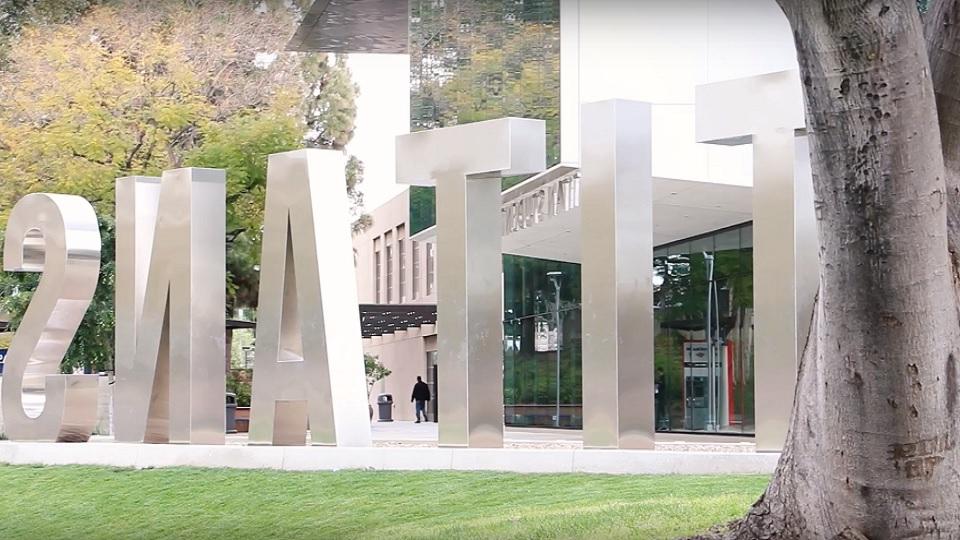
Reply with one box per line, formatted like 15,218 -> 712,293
0,1 -> 366,372
303,54 -> 358,151
364,354 -> 392,398
226,369 -> 252,407
185,108 -> 304,311
346,155 -> 372,233
0,0 -> 97,66
302,54 -> 371,233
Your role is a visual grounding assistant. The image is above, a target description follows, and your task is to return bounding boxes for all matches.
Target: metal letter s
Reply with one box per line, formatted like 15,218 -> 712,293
1,194 -> 101,442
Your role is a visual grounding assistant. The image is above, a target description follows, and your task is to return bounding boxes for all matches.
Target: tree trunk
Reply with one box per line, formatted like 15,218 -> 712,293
710,1 -> 960,538
925,0 -> 960,256
225,327 -> 234,375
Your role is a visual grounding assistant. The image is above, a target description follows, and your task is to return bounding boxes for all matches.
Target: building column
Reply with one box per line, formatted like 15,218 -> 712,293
396,118 -> 545,447
696,70 -> 817,452
581,100 -> 655,449
434,171 -> 503,447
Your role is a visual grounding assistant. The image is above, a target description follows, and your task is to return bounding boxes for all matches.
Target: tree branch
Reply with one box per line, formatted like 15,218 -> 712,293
70,150 -> 112,166
225,177 -> 262,204
122,130 -> 146,172
225,228 -> 246,244
925,0 -> 960,254
140,139 -> 157,172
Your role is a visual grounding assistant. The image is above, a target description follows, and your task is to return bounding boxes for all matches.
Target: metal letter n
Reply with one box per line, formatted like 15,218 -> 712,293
113,169 -> 226,444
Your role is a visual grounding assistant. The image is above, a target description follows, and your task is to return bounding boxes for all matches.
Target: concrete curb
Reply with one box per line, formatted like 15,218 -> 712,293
0,441 -> 780,475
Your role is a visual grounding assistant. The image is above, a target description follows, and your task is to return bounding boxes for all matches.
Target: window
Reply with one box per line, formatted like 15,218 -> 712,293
398,226 -> 407,303
412,241 -> 421,300
385,231 -> 394,303
374,247 -> 382,303
426,350 -> 438,421
426,350 -> 438,385
426,242 -> 436,296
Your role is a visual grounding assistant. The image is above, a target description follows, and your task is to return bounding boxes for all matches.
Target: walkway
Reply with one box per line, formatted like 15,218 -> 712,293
367,421 -> 756,452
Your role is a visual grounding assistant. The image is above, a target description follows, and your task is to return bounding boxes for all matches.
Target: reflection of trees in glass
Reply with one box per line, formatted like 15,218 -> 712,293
408,0 -> 561,231
410,0 -> 560,157
435,26 -> 560,168
503,307 -> 581,407
654,331 -> 685,427
503,253 -> 581,421
503,255 -> 581,320
408,186 -> 436,236
653,224 -> 755,433
654,249 -> 752,327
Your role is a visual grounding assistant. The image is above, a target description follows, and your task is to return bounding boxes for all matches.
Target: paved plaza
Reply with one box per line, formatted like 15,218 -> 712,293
3,390 -> 771,474
0,421 -> 773,475
367,422 -> 757,453
13,390 -> 755,452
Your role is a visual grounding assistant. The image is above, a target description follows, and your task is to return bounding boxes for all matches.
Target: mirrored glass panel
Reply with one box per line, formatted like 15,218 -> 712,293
503,223 -> 755,435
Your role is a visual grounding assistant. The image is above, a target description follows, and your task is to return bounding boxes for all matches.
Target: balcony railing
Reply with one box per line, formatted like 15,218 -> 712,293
502,165 -> 580,236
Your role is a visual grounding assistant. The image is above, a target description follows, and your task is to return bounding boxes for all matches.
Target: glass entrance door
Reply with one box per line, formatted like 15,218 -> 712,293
426,350 -> 438,422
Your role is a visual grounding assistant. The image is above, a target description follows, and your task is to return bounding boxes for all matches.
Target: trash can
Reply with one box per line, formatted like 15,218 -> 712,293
225,392 -> 237,434
377,393 -> 393,422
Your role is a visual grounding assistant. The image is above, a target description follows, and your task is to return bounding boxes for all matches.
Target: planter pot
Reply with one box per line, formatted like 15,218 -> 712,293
235,406 -> 250,433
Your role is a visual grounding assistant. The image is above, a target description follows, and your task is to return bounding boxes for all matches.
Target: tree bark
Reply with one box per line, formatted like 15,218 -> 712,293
712,1 -> 960,538
925,0 -> 960,256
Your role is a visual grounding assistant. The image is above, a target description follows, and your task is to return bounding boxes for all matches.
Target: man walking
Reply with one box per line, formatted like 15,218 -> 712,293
411,376 -> 431,423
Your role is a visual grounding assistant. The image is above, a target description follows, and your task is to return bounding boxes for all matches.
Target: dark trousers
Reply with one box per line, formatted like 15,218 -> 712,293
415,400 -> 428,421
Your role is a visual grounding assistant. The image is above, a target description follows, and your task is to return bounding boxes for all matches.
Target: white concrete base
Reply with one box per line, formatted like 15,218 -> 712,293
0,441 -> 779,475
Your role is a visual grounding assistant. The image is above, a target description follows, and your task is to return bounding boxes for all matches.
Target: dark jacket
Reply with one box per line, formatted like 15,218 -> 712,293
411,381 -> 431,402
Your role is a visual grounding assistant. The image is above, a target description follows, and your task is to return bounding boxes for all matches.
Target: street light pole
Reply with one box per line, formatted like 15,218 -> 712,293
547,271 -> 563,428
703,252 -> 716,432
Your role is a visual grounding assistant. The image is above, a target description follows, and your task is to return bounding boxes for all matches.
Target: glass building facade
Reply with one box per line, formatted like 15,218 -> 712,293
408,0 -> 561,235
653,224 -> 755,434
503,255 -> 582,428
407,1 -> 756,435
502,223 -> 756,434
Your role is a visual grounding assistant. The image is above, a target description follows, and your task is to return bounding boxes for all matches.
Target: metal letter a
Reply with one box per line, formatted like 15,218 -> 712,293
248,149 -> 371,447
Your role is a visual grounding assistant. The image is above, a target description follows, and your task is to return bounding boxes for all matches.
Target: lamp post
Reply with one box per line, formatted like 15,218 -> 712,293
703,252 -> 717,432
546,271 -> 563,428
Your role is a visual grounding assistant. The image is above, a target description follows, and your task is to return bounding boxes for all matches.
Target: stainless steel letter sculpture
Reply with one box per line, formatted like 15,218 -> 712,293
248,149 -> 372,447
581,100 -> 655,449
1,194 -> 101,441
397,118 -> 546,447
696,70 -> 816,451
114,169 -> 226,444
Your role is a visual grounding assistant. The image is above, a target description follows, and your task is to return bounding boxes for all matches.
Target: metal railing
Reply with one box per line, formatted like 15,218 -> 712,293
502,167 -> 581,235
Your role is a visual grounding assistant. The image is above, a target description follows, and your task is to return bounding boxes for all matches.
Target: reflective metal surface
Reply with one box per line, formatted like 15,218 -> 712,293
113,169 -> 226,445
1,193 -> 101,442
695,71 -> 816,451
287,0 -> 408,54
114,176 -> 160,441
397,118 -> 546,447
580,100 -> 655,449
248,149 -> 372,447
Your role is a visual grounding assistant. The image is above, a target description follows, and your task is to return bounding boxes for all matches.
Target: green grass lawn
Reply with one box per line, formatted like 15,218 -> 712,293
0,465 -> 766,539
